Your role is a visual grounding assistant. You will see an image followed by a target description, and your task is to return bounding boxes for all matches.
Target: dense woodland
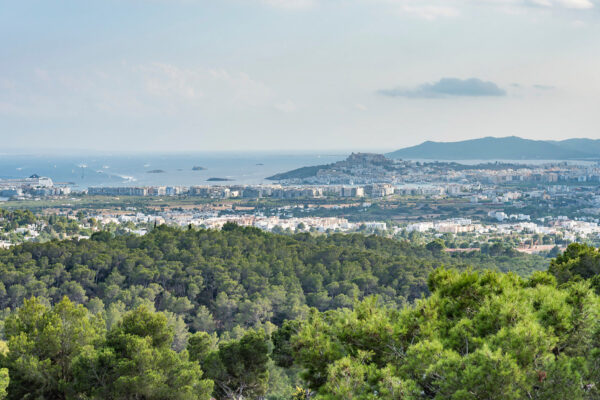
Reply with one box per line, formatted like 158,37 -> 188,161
0,225 -> 595,399
0,224 -> 547,335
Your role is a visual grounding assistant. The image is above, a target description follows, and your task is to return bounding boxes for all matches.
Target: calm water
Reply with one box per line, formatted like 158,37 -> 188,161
0,152 -> 347,190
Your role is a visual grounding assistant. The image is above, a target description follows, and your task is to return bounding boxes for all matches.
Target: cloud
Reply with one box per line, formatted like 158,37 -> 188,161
400,5 -> 461,19
139,63 -> 201,100
254,0 -> 596,13
0,63 -> 281,118
259,0 -> 315,9
532,84 -> 555,90
274,100 -> 297,112
137,64 -> 275,108
392,0 -> 596,10
379,77 -> 507,98
525,0 -> 594,9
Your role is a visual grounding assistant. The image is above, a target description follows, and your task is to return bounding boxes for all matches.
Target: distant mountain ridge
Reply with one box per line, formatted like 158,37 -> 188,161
387,136 -> 600,160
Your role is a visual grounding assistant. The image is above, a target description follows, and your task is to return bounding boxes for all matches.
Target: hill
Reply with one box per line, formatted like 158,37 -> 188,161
266,153 -> 392,182
0,225 -> 547,335
550,138 -> 600,155
266,164 -> 329,180
387,136 -> 599,160
0,234 -> 590,400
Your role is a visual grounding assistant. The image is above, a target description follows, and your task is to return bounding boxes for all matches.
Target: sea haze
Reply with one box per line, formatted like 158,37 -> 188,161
0,152 -> 347,190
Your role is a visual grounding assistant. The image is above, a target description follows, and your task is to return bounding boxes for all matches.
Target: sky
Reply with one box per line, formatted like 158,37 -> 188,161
1,0 -> 600,153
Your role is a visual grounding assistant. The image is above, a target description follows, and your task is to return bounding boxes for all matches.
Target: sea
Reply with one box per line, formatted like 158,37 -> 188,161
0,152 -> 348,190
1,153 -> 596,192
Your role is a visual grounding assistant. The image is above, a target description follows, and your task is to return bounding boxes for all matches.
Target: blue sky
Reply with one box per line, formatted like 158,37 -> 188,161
1,0 -> 600,152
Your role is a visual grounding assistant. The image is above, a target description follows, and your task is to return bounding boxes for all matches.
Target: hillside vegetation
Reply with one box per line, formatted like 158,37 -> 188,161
0,226 -> 588,400
0,224 -> 547,335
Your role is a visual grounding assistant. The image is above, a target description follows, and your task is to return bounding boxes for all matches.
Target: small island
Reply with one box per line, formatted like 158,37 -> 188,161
192,166 -> 206,171
146,169 -> 166,174
207,177 -> 233,182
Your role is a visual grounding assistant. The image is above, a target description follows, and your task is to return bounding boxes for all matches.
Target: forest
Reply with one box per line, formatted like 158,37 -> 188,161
0,224 -> 596,399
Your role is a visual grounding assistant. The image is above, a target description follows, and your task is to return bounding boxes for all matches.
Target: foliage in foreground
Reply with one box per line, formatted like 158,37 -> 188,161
0,229 -> 586,400
284,267 -> 600,399
549,242 -> 600,292
0,298 -> 213,400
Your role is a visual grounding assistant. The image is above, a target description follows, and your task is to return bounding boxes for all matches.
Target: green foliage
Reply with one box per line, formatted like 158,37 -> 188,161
0,297 -> 105,399
0,369 -> 8,400
426,239 -> 446,254
0,209 -> 36,232
188,331 -> 218,365
271,320 -> 301,369
74,306 -> 213,400
549,242 -> 600,292
0,300 -> 213,400
198,330 -> 271,400
291,386 -> 311,400
288,268 -> 600,399
0,225 -> 547,338
0,226 -> 574,399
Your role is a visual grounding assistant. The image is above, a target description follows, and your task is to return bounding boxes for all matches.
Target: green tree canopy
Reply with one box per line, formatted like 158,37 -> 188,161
196,330 -> 270,400
73,306 -> 213,400
286,268 -> 600,399
0,297 -> 104,400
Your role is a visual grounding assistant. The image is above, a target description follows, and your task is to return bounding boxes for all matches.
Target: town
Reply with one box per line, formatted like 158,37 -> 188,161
2,153 -> 600,254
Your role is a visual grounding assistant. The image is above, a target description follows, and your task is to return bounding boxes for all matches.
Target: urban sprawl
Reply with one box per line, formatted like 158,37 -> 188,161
3,154 -> 600,254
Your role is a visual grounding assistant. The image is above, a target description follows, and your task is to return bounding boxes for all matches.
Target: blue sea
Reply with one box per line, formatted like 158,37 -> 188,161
0,152 -> 348,190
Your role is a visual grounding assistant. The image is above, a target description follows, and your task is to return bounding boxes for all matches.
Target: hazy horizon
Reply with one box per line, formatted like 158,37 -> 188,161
2,135 -> 600,157
2,0 -> 600,152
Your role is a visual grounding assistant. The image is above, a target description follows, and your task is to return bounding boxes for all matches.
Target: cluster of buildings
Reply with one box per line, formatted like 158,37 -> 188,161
295,153 -> 398,185
6,155 -> 600,204
406,218 -> 476,234
468,165 -> 600,185
487,211 -> 531,222
402,214 -> 600,250
402,162 -> 600,187
87,183 -> 397,199
88,185 -> 325,199
272,153 -> 600,188
88,186 -> 184,196
90,209 -> 387,234
199,216 -> 355,232
0,175 -> 71,199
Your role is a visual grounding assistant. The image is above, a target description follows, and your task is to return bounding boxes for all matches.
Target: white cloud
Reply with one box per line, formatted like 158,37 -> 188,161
136,63 -> 275,107
357,0 -> 461,19
380,77 -> 507,98
139,63 -> 201,100
256,0 -> 596,13
0,63 -> 281,118
526,0 -> 594,8
552,0 -> 594,9
206,69 -> 274,106
260,0 -> 316,9
274,100 -> 298,112
477,0 -> 594,9
400,5 -> 461,19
